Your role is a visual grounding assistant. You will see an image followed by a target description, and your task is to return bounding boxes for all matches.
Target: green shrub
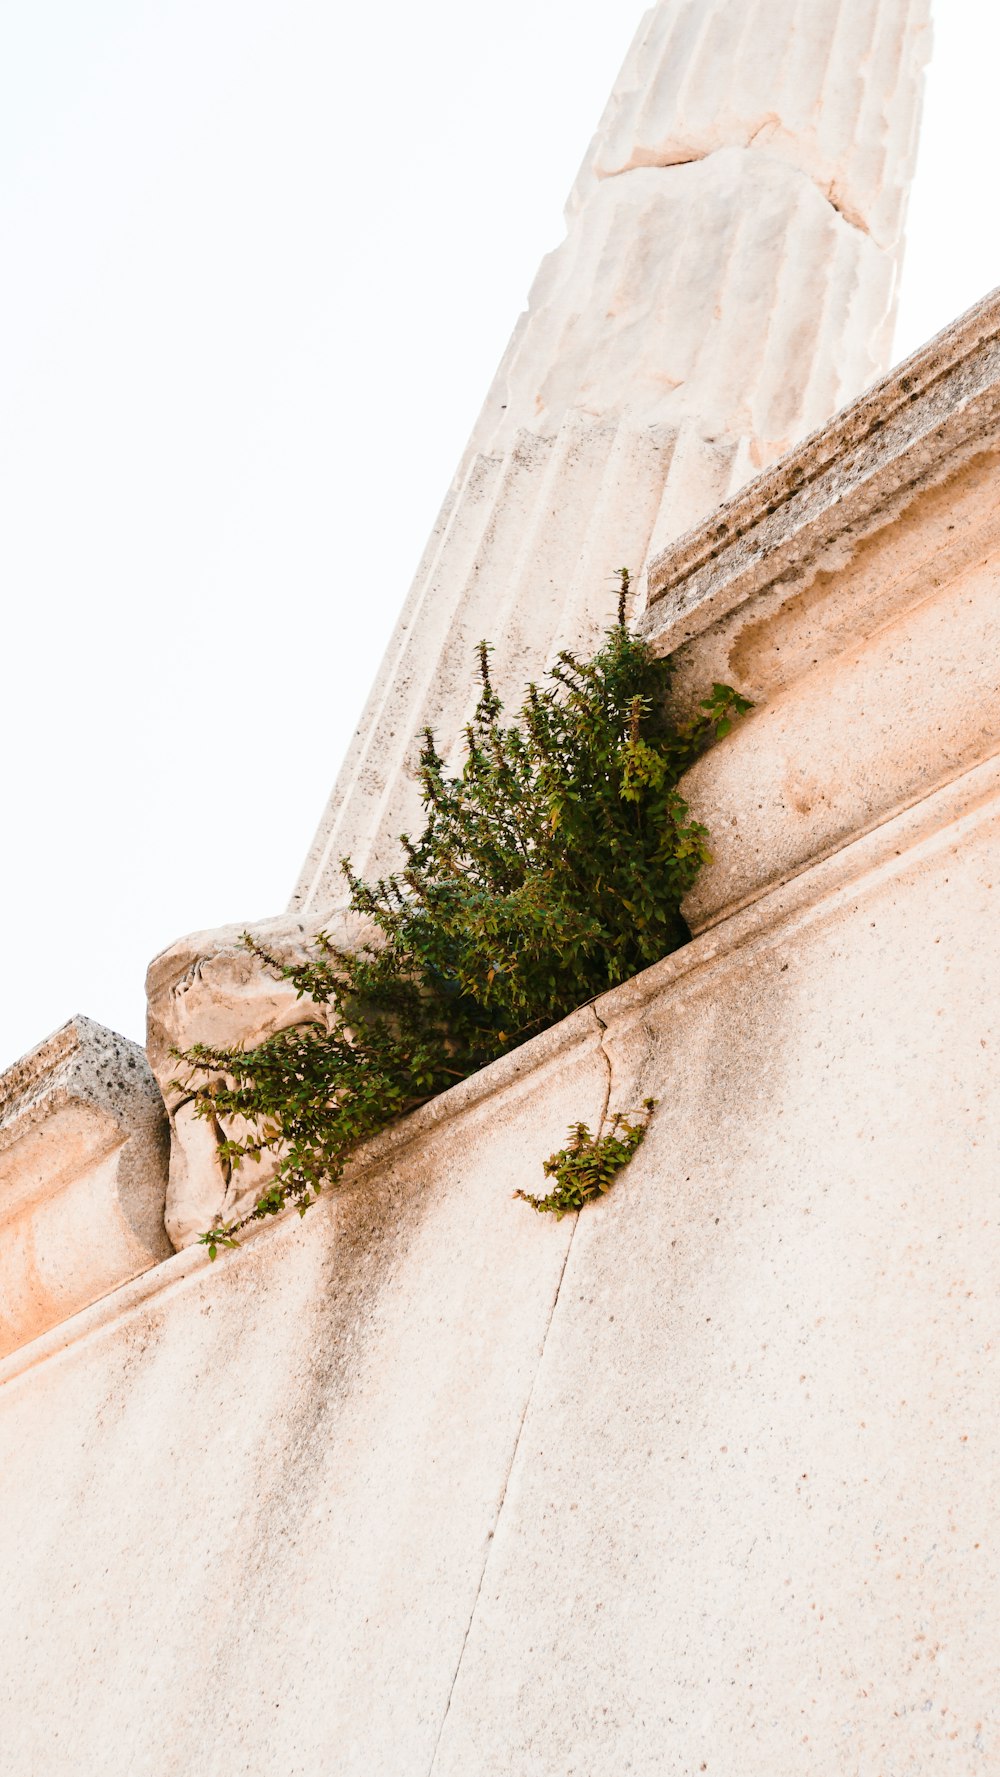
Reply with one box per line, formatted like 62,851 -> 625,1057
174,574 -> 750,1253
515,1101 -> 659,1219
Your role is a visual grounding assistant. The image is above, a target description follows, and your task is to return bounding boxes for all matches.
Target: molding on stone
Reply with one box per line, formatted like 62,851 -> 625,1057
7,742 -> 999,1390
0,1016 -> 171,1358
641,284 -> 1000,650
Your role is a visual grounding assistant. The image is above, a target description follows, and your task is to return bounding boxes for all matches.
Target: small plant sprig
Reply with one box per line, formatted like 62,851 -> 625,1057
514,1099 -> 658,1219
174,574 -> 751,1253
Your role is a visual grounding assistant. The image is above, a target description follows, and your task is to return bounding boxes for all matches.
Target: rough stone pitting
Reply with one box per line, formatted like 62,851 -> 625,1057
146,905 -> 379,1248
0,1017 -> 170,1356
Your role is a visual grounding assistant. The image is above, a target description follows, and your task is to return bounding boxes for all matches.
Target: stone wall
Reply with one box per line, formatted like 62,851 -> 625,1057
2,293 -> 1000,1773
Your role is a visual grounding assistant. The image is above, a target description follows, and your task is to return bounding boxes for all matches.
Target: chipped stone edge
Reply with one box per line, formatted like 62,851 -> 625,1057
5,741 -> 999,1394
640,285 -> 1000,652
0,1015 -> 166,1155
0,1017 -> 172,1360
0,1024 -> 80,1126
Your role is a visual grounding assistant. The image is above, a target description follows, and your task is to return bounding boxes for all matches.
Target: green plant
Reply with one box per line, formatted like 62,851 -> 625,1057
514,1100 -> 658,1219
173,573 -> 751,1250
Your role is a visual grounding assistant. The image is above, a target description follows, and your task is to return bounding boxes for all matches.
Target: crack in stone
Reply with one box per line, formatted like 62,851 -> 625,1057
599,143 -> 873,240
591,1001 -> 614,1130
425,1217 -> 579,1777
425,1010 -> 610,1774
819,178 -> 870,237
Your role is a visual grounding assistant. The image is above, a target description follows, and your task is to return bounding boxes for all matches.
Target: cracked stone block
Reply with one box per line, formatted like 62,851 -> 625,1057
0,1016 -> 171,1356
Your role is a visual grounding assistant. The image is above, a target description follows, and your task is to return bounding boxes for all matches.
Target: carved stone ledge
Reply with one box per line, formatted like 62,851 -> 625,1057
641,285 -> 1000,659
629,286 -> 1000,931
0,1016 -> 170,1356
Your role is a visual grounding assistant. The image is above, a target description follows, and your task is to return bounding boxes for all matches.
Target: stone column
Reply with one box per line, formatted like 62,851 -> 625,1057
147,0 -> 930,1245
293,0 -> 930,909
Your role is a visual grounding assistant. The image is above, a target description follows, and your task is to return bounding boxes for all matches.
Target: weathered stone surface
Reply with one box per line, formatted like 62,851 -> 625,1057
483,150 -> 894,456
0,1017 -> 170,1355
571,0 -> 930,249
10,299 -> 1000,1762
0,1008 -> 603,1776
55,277 -> 997,1774
642,283 -> 1000,656
3,762 -> 1000,1771
146,906 -> 376,1248
432,777 -> 1000,1776
635,287 -> 1000,929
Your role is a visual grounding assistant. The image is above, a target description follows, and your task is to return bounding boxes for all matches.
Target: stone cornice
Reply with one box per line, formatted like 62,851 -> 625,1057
641,286 -> 1000,651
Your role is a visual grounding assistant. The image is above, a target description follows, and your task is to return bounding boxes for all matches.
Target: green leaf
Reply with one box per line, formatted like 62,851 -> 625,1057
179,595 -> 747,1252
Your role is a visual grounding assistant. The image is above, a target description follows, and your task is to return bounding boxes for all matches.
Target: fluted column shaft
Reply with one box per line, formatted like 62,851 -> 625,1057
294,0 -> 930,908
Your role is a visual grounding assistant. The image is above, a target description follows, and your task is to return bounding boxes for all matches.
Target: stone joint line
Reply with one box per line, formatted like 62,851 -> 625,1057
425,1219 -> 581,1776
426,1002 -> 616,1771
599,141 -> 874,238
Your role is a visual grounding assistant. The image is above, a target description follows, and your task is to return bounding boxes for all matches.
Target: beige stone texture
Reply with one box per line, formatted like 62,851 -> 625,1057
3,289 -> 1000,1772
0,1016 -> 169,1356
429,783 -> 1000,1776
0,1015 -> 601,1776
146,906 -> 375,1247
3,766 -> 1000,1772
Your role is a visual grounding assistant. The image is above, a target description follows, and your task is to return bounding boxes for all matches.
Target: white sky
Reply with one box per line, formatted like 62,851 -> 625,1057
0,1 -> 994,1072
